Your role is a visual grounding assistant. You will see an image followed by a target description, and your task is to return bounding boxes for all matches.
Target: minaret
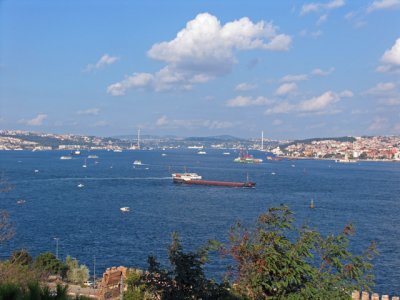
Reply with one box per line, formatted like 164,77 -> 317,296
261,131 -> 264,151
137,128 -> 140,150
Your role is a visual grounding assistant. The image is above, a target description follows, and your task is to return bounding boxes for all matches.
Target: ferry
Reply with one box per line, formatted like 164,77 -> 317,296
60,156 -> 72,160
234,150 -> 262,164
172,173 -> 255,188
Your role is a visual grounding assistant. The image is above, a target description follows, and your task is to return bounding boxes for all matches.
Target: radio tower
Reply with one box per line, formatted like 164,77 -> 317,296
261,131 -> 264,151
137,128 -> 141,150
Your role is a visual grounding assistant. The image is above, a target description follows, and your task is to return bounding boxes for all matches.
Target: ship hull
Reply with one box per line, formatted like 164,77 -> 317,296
173,178 -> 255,188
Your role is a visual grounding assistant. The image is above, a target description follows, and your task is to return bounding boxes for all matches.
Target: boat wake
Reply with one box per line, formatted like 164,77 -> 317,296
15,177 -> 172,183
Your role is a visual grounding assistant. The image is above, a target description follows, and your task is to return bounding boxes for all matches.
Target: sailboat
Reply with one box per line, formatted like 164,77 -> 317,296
82,159 -> 87,168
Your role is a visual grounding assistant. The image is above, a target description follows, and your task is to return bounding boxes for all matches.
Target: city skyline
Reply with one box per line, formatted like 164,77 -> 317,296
1,0 -> 400,139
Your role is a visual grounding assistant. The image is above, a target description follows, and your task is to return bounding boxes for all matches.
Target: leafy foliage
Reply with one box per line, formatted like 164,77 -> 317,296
223,205 -> 377,300
9,249 -> 33,266
65,256 -> 89,285
0,283 -> 68,300
33,252 -> 67,278
142,232 -> 234,300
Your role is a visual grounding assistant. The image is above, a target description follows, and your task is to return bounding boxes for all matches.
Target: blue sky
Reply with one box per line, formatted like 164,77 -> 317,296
1,0 -> 399,139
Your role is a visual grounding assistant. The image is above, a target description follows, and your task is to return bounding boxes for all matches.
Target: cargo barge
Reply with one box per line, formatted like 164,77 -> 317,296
172,173 -> 255,188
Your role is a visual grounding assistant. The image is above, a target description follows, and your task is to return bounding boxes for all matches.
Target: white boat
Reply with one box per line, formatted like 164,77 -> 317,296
60,156 -> 72,160
16,199 -> 26,204
161,153 -> 167,157
172,173 -> 202,181
77,183 -> 84,188
133,160 -> 142,165
87,155 -> 99,159
82,159 -> 87,168
34,169 -> 39,173
113,149 -> 122,153
120,207 -> 130,212
337,159 -> 357,163
72,150 -> 81,155
223,152 -> 230,155
197,151 -> 207,155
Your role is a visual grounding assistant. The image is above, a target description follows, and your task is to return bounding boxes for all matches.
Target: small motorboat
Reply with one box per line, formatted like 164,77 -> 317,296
120,207 -> 130,212
77,183 -> 84,188
17,199 -> 26,204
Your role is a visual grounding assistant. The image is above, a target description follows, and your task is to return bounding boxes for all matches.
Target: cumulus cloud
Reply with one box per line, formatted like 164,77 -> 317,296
381,38 -> 400,65
84,54 -> 119,72
311,67 -> 335,76
280,67 -> 334,83
107,73 -> 154,95
275,82 -> 297,96
76,108 -> 100,115
155,115 -> 235,129
20,114 -> 48,126
280,74 -> 309,82
299,29 -> 323,39
300,0 -> 345,15
265,90 -> 352,114
107,13 -> 291,95
366,82 -> 396,94
379,98 -> 400,106
316,14 -> 328,25
226,96 -> 272,107
378,38 -> 400,72
367,0 -> 400,13
235,82 -> 257,91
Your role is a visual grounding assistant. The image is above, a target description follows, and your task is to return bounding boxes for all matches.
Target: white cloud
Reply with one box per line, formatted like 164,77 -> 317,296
235,82 -> 257,91
379,98 -> 400,105
381,38 -> 400,65
367,0 -> 400,13
339,90 -> 354,97
311,67 -> 335,76
280,67 -> 334,83
316,14 -> 328,25
107,73 -> 154,96
275,82 -> 297,96
366,82 -> 396,94
299,29 -> 323,38
108,13 -> 291,95
85,54 -> 119,72
265,90 -> 351,114
226,96 -> 272,107
300,0 -> 345,15
155,115 -> 235,129
265,102 -> 295,114
280,74 -> 309,82
76,108 -> 100,115
21,114 -> 48,126
298,91 -> 339,112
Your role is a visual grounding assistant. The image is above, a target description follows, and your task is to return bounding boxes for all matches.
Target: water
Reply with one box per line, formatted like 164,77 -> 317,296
0,150 -> 399,294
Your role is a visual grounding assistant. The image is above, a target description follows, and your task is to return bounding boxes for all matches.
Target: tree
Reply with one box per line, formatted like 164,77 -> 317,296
65,256 -> 89,285
223,205 -> 377,300
9,249 -> 33,266
33,252 -> 67,278
142,233 -> 233,300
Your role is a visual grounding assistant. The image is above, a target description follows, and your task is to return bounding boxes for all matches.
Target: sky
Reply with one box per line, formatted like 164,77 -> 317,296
1,0 -> 400,139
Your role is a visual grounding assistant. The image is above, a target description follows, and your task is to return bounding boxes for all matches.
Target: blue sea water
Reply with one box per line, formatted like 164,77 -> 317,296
0,150 -> 399,294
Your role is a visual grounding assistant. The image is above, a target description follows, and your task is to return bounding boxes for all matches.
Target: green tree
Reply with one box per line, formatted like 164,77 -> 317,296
65,256 -> 89,285
33,252 -> 67,278
9,249 -> 33,266
223,205 -> 377,300
143,233 -> 233,300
